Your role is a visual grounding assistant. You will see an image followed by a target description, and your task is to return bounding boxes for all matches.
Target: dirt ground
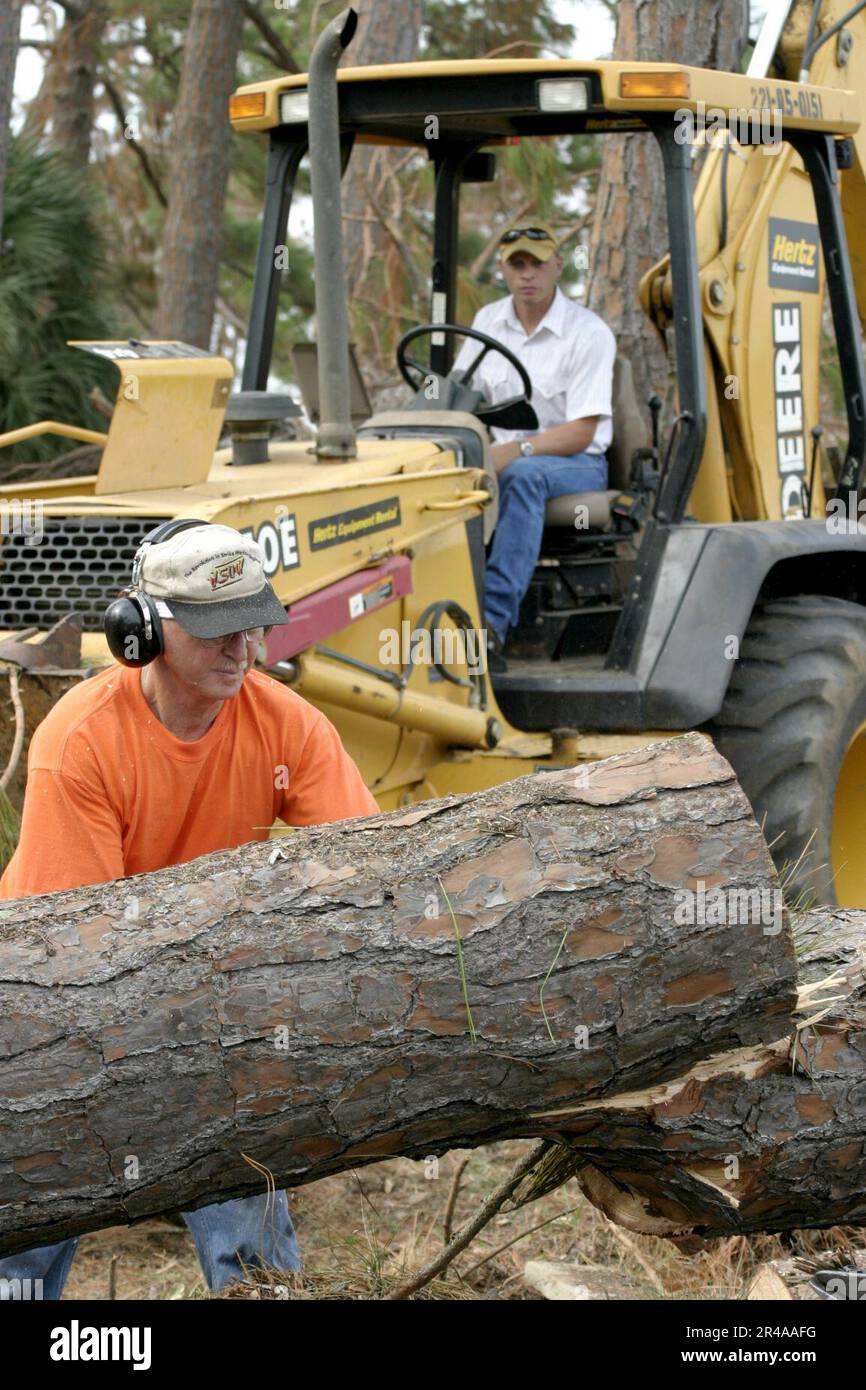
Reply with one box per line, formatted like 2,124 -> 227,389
59,1140 -> 860,1301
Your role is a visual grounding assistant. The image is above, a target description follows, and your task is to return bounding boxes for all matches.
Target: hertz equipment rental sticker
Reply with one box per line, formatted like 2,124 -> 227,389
768,217 -> 820,293
308,497 -> 401,550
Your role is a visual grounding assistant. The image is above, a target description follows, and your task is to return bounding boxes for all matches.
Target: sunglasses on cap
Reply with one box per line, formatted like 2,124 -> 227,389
499,226 -> 557,245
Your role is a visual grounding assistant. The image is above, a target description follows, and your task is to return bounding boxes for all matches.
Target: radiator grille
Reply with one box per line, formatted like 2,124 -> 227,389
0,516 -> 164,632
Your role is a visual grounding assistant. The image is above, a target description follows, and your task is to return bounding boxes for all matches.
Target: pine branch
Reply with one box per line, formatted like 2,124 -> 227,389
101,75 -> 167,208
240,0 -> 300,73
142,19 -> 182,81
215,292 -> 247,336
385,1141 -> 550,1300
222,256 -> 255,284
482,39 -> 547,59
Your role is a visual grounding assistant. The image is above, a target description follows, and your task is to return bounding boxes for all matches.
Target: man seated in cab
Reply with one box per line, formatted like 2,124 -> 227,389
451,221 -> 616,670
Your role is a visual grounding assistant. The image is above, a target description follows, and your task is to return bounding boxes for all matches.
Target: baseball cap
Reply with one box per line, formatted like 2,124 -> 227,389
135,523 -> 289,638
498,221 -> 560,263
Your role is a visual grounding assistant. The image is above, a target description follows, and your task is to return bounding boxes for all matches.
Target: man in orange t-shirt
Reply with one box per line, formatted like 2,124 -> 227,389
0,519 -> 379,1299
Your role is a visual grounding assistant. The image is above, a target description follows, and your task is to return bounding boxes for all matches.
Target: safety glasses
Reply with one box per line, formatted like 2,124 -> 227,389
195,625 -> 272,648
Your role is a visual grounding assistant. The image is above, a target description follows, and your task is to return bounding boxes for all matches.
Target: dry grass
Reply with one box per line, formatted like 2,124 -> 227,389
61,1141 -> 860,1301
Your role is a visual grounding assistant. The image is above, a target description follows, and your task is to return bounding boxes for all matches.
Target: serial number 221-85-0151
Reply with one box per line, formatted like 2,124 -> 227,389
750,84 -> 824,120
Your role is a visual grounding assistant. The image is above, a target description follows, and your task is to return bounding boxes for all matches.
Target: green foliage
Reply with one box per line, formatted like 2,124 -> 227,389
6,0 -> 602,403
421,0 -> 575,60
0,135 -> 117,463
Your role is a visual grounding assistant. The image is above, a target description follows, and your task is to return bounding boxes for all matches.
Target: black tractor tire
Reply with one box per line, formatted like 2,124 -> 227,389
706,594 -> 866,908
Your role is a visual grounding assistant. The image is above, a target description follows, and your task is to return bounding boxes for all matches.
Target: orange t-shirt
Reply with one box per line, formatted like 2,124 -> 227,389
0,664 -> 380,901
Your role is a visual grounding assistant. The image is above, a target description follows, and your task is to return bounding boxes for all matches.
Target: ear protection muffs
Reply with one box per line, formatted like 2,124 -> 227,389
104,518 -> 211,668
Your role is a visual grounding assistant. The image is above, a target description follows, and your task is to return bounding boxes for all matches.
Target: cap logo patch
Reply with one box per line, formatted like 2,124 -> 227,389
208,554 -> 246,591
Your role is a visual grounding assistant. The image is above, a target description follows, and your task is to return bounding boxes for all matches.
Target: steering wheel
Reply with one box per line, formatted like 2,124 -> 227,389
396,323 -> 533,422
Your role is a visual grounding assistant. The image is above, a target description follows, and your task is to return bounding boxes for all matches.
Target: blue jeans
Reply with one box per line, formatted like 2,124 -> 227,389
0,1190 -> 300,1299
484,451 -> 608,641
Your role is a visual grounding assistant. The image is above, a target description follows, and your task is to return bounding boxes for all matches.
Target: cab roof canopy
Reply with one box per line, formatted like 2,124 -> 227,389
229,57 -> 859,145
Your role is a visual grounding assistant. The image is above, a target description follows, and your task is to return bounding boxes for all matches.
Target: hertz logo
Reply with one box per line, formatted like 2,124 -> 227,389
771,233 -> 817,267
768,217 -> 819,293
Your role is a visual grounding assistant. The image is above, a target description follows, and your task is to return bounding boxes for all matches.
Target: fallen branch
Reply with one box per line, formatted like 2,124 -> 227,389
0,667 -> 24,791
385,1140 -> 548,1300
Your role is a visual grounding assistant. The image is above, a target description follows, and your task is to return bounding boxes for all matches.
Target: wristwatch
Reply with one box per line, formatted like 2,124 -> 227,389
519,440 -> 535,457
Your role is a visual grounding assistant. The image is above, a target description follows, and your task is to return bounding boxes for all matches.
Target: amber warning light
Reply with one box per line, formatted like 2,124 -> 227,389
619,71 -> 691,100
229,91 -> 267,120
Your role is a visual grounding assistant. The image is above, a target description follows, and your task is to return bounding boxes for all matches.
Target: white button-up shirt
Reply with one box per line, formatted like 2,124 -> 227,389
451,286 -> 616,454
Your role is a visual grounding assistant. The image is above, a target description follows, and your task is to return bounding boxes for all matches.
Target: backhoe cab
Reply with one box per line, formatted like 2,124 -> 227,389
229,11 -> 866,697
4,2 -> 866,904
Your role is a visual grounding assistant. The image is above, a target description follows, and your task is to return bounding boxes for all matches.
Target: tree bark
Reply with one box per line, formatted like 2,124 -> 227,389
0,732 -> 861,1257
0,0 -> 22,240
155,0 -> 245,347
46,0 -> 109,172
587,0 -> 749,409
522,907 -> 866,1240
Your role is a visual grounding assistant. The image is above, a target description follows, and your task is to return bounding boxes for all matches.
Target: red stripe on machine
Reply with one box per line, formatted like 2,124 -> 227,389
264,555 -> 413,662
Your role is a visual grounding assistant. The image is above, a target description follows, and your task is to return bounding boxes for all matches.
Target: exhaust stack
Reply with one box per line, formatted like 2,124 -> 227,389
308,7 -> 358,460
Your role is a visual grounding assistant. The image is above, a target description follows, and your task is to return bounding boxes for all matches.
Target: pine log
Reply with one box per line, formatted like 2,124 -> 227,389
0,731 -> 847,1256
524,909 -> 866,1239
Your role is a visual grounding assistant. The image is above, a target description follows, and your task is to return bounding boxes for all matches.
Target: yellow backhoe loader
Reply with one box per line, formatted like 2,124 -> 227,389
2,0 -> 866,903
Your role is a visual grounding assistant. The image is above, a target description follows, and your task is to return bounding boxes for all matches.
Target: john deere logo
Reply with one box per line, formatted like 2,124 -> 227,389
209,555 -> 245,590
768,217 -> 820,293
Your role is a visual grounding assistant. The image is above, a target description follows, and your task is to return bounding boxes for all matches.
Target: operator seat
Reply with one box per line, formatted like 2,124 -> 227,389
542,355 -> 649,531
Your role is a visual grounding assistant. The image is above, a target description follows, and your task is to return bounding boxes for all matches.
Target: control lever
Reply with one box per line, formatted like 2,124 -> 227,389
805,423 -> 824,516
648,394 -> 663,464
620,393 -> 665,529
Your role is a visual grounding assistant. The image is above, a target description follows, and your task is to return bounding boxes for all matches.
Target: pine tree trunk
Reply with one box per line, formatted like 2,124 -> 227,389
1,733 -> 862,1257
49,0 -> 109,172
155,0 -> 245,347
0,0 -> 22,239
587,0 -> 748,409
